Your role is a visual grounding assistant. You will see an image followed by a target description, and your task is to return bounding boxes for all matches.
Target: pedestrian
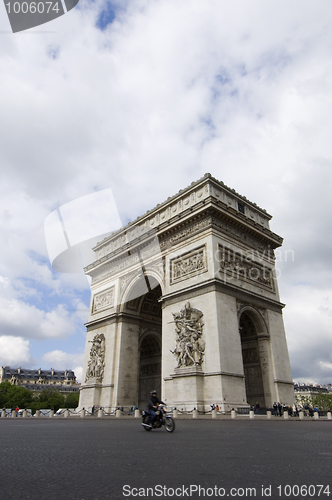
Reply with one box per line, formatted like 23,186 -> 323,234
278,402 -> 282,416
15,406 -> 19,417
273,402 -> 278,416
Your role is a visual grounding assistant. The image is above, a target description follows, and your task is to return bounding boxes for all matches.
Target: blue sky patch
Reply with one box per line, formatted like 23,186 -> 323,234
96,1 -> 117,30
47,46 -> 60,60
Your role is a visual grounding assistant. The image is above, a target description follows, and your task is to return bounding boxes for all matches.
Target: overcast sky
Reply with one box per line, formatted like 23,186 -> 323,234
0,0 -> 331,384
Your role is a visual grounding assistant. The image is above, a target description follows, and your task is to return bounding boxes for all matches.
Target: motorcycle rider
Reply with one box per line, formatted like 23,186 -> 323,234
147,390 -> 165,427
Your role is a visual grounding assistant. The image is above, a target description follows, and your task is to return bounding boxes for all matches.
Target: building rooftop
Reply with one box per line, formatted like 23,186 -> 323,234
1,366 -> 76,381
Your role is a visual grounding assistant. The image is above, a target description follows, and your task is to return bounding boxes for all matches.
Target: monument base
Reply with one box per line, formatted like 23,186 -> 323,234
79,382 -> 102,410
169,366 -> 205,411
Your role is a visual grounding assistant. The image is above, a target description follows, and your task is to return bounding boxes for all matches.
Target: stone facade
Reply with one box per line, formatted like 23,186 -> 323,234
79,173 -> 294,411
294,383 -> 330,409
0,366 -> 79,396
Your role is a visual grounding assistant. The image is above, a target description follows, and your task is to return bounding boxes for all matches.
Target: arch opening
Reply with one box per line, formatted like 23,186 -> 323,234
123,276 -> 162,409
138,332 -> 161,408
239,311 -> 266,408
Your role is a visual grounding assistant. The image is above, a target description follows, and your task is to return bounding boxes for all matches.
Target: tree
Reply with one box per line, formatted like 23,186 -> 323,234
0,382 -> 33,408
35,388 -> 65,412
64,392 -> 79,408
312,393 -> 332,411
0,382 -> 12,407
295,394 -> 313,409
6,386 -> 33,408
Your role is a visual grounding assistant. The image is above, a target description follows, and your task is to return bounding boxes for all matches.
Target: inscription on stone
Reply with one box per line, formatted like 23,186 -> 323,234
160,218 -> 210,251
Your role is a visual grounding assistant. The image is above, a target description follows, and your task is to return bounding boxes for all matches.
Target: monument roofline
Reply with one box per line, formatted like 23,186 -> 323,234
93,173 -> 272,252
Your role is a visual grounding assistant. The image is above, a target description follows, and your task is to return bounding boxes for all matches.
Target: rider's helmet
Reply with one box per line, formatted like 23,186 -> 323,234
151,390 -> 157,395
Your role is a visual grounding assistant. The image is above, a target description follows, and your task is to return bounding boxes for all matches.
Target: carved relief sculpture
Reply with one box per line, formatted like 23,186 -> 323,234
218,245 -> 273,289
170,246 -> 207,284
85,333 -> 106,382
92,287 -> 114,313
170,302 -> 205,368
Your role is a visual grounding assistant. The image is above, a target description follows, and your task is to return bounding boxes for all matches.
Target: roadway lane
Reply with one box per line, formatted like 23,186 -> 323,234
0,419 -> 331,499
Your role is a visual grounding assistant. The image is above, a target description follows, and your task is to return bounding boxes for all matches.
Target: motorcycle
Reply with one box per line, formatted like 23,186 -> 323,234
141,404 -> 175,432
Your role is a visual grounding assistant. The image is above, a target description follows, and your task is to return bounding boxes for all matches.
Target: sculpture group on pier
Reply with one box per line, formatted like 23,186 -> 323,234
171,302 -> 205,368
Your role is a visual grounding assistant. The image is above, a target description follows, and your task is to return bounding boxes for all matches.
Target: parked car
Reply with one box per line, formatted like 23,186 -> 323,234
54,408 -> 77,416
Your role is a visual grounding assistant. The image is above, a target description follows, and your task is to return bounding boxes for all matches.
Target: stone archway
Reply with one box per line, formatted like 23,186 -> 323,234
122,278 -> 162,409
138,332 -> 161,408
80,174 -> 294,412
137,284 -> 162,408
239,311 -> 266,408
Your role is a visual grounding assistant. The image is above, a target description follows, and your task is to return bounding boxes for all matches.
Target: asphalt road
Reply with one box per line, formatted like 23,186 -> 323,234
0,418 -> 331,500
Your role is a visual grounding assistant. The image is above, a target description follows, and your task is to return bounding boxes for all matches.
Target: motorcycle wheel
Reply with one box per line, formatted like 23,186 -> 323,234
142,414 -> 152,431
164,416 -> 175,433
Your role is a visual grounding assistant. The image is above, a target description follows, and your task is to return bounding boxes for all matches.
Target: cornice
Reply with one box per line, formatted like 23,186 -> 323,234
85,200 -> 281,279
85,311 -> 160,331
207,200 -> 282,247
160,277 -> 285,312
158,203 -> 281,248
92,173 -> 273,254
274,379 -> 294,385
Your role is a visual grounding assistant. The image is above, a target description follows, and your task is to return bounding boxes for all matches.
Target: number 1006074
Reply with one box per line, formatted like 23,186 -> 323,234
5,1 -> 60,14
277,485 -> 330,497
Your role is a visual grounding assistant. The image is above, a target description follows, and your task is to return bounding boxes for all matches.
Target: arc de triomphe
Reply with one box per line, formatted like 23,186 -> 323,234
79,174 -> 294,411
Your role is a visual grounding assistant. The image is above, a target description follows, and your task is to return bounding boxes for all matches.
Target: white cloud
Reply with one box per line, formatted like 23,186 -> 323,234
70,299 -> 89,324
0,299 -> 75,339
42,350 -> 83,382
0,336 -> 33,366
0,0 -> 331,383
282,286 -> 332,383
